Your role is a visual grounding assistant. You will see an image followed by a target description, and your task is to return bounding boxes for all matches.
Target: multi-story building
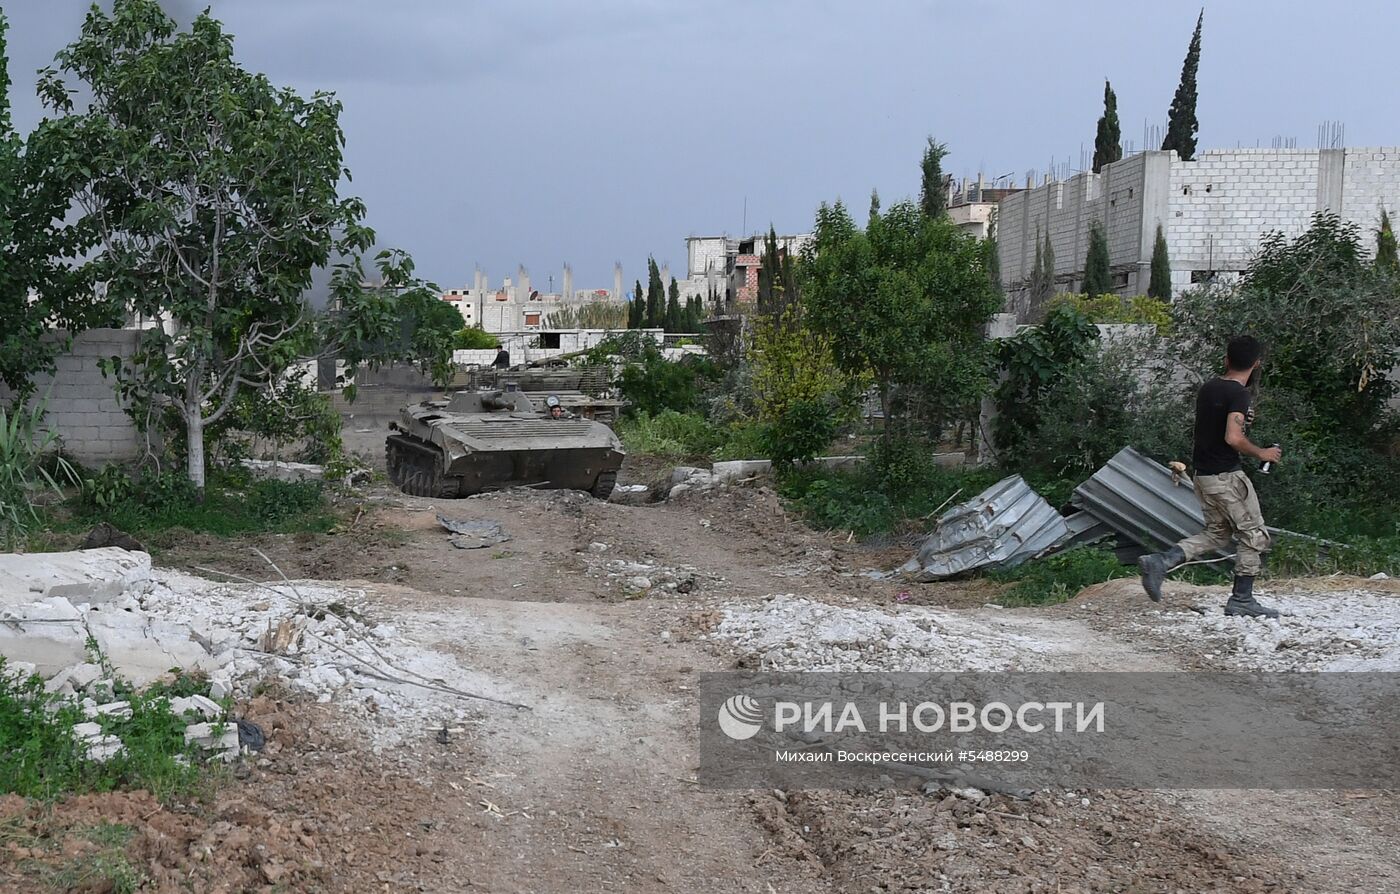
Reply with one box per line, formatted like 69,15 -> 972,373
440,264 -> 626,333
996,147 -> 1400,315
681,232 -> 813,306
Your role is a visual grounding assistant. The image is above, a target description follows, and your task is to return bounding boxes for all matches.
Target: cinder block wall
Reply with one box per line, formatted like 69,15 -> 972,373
0,329 -> 144,466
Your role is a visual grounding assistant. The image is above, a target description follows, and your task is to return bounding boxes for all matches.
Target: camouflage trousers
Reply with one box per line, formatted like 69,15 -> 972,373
1177,469 -> 1271,577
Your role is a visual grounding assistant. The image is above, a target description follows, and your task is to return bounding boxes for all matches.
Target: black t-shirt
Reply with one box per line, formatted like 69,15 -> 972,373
1192,377 -> 1252,474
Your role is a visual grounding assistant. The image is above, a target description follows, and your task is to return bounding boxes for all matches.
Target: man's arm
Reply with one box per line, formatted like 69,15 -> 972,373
1225,412 -> 1282,463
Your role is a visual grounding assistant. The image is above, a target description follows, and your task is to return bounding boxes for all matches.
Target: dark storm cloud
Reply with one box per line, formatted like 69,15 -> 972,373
6,0 -> 1400,291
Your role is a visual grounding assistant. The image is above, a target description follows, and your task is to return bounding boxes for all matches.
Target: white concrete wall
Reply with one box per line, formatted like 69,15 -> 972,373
998,147 -> 1400,312
1341,148 -> 1400,238
1166,149 -> 1321,272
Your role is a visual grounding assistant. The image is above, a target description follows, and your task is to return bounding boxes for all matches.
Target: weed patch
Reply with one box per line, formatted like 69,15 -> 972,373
0,660 -> 218,801
989,546 -> 1135,606
47,467 -> 336,543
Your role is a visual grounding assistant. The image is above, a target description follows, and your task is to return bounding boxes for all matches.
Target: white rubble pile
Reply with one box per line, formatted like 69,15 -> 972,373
708,594 -> 1070,672
1,549 -> 476,757
1136,588 -> 1400,671
666,466 -> 721,502
138,570 -> 476,746
0,547 -> 151,606
582,545 -> 719,596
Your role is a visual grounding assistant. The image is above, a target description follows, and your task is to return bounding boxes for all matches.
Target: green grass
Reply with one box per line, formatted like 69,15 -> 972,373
989,545 -> 1137,606
616,410 -> 768,461
40,468 -> 337,544
1,819 -> 147,894
778,464 -> 1006,538
0,659 -> 220,802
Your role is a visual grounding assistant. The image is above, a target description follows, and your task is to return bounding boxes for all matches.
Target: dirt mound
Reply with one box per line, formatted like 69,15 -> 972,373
756,787 -> 1293,893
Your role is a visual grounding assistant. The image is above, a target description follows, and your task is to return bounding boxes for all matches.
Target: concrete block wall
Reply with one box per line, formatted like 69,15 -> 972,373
0,329 -> 143,466
1166,149 -> 1321,272
999,152 -> 1151,297
999,147 -> 1400,314
1340,148 -> 1400,238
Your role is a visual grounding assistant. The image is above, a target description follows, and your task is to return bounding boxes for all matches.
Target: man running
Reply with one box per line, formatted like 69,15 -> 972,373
1137,335 -> 1282,618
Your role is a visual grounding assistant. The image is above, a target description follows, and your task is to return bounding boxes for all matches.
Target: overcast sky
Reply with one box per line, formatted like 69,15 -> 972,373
5,1 -> 1393,291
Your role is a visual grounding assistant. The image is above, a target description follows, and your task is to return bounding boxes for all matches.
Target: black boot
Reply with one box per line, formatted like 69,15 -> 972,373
1224,575 -> 1279,619
1138,545 -> 1185,603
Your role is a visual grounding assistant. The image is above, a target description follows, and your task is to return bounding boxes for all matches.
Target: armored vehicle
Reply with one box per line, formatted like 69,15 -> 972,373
386,391 -> 624,499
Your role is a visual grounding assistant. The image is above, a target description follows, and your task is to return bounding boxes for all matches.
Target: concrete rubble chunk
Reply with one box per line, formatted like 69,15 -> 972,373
72,721 -> 103,740
86,609 -> 226,688
0,549 -> 151,607
209,677 -> 232,700
184,722 -> 240,762
85,735 -> 124,762
608,484 -> 651,506
239,458 -> 324,482
94,701 -> 133,719
188,694 -> 223,719
3,603 -> 91,680
65,662 -> 104,691
0,659 -> 37,681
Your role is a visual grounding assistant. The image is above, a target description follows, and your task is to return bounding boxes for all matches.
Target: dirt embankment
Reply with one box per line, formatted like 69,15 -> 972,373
9,476 -> 1400,893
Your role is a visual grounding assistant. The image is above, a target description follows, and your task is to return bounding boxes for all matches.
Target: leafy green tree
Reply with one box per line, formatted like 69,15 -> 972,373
756,226 -> 800,319
748,306 -> 862,468
1082,221 -> 1112,297
1148,224 -> 1173,299
1172,213 -> 1400,523
802,199 -> 999,467
645,258 -> 663,328
918,137 -> 948,219
0,12 -> 116,404
1377,209 -> 1399,274
984,209 -> 1004,301
1162,11 -> 1203,161
1027,229 -> 1056,312
452,325 -> 499,350
1092,80 -> 1122,173
40,0 -> 444,493
628,279 -> 645,328
664,279 -> 682,332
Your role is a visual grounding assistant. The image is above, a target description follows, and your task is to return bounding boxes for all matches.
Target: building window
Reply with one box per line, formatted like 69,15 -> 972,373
524,312 -> 541,326
1112,271 -> 1130,289
1182,185 -> 1191,195
1190,270 -> 1215,284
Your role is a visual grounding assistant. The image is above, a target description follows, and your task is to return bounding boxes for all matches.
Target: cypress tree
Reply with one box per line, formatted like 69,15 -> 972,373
664,280 -> 682,332
984,238 -> 1003,300
1162,11 -> 1203,161
645,258 -> 663,328
918,137 -> 948,219
1039,230 -> 1056,303
1148,224 -> 1172,299
628,279 -> 644,328
1377,209 -> 1399,273
1092,80 -> 1122,173
1082,221 -> 1111,297
756,227 -> 779,313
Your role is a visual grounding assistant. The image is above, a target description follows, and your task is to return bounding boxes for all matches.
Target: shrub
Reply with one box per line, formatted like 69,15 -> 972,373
616,411 -> 719,458
1046,293 -> 1172,331
990,546 -> 1134,606
452,325 -> 499,350
0,402 -> 79,548
0,659 -> 207,800
617,353 -> 719,417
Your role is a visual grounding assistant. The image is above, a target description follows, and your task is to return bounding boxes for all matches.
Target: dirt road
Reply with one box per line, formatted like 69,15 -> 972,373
13,477 -> 1400,892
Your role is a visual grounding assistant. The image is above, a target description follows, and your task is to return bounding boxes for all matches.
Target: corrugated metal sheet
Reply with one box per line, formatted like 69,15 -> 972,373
1071,446 -> 1221,556
1061,510 -> 1115,549
903,476 -> 1070,581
